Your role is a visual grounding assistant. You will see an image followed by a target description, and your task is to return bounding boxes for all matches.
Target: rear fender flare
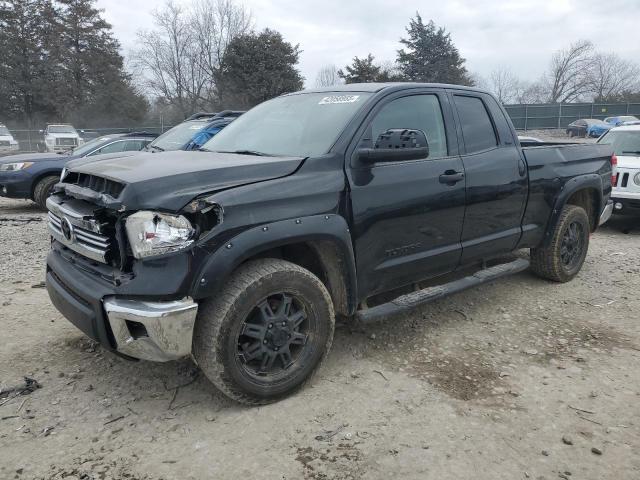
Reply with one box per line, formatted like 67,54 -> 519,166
542,174 -> 603,247
191,214 -> 358,315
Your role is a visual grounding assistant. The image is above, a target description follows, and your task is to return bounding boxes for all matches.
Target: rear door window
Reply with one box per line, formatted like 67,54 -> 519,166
453,95 -> 498,154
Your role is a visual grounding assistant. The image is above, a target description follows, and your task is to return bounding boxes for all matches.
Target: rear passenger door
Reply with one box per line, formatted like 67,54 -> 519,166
450,92 -> 527,264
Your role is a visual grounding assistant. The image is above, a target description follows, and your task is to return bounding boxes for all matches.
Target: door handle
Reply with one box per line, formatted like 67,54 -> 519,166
439,170 -> 465,185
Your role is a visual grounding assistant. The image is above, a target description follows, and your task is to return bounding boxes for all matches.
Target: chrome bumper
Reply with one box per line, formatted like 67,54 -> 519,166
599,200 -> 613,226
104,297 -> 198,362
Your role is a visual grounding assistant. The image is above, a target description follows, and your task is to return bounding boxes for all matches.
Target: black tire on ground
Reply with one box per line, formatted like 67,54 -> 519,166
193,258 -> 335,405
568,131 -> 574,138
530,204 -> 590,283
33,175 -> 59,210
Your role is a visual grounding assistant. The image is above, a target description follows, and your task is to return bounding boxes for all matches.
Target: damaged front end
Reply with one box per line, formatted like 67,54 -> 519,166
45,175 -> 209,362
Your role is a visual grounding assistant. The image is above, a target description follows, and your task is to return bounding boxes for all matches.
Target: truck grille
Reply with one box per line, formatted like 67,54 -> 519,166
0,141 -> 9,147
56,137 -> 77,146
48,211 -> 111,263
46,196 -> 119,265
62,172 -> 125,198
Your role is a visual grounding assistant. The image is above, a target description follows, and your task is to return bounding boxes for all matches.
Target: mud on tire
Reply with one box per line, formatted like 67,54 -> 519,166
530,204 -> 590,283
192,258 -> 335,405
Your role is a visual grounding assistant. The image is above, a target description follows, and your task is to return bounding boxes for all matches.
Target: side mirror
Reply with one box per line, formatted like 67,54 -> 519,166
39,129 -> 44,134
356,128 -> 429,163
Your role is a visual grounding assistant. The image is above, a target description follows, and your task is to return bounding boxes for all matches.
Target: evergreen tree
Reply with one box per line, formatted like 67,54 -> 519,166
215,29 -> 304,109
397,13 -> 472,86
0,0 -> 60,126
56,0 -> 146,124
338,54 -> 400,83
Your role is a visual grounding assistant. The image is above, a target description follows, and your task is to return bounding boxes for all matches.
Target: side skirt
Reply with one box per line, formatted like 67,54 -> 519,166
356,258 -> 530,324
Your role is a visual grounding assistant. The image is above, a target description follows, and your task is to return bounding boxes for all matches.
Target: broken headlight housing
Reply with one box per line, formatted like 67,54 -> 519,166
125,211 -> 195,259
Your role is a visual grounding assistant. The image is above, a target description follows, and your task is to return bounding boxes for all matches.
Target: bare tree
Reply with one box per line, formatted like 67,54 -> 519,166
544,40 -> 594,103
487,67 -> 521,104
191,0 -> 252,99
315,64 -> 342,88
587,52 -> 640,102
133,0 -> 252,117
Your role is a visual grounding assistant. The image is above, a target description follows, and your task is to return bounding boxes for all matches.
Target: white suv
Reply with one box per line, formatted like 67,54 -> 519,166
598,125 -> 640,216
0,124 -> 19,154
43,124 -> 83,153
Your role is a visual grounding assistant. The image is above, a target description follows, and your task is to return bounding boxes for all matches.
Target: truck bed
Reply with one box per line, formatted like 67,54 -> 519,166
519,142 -> 613,247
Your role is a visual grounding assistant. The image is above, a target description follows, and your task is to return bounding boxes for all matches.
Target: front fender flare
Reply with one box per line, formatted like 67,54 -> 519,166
542,174 -> 603,247
190,214 -> 358,314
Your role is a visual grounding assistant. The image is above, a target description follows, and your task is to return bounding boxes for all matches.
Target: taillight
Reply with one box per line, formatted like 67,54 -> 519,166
611,154 -> 618,187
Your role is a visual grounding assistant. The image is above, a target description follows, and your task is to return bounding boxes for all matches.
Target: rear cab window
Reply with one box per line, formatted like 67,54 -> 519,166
453,95 -> 498,154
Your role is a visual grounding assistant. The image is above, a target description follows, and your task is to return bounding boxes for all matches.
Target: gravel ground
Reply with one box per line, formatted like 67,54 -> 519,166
1,195 -> 639,480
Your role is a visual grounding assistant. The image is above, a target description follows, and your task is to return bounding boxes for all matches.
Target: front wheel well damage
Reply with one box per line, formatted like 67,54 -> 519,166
239,240 -> 351,317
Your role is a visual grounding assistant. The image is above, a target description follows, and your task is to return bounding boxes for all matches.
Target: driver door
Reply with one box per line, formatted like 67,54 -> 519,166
347,92 -> 466,298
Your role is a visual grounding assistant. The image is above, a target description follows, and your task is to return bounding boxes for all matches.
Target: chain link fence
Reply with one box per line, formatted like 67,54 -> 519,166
5,125 -> 174,153
504,102 -> 640,131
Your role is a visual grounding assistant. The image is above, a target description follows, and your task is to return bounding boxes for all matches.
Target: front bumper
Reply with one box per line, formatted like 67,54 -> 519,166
0,170 -> 33,198
46,244 -> 199,362
104,297 -> 197,361
612,197 -> 640,216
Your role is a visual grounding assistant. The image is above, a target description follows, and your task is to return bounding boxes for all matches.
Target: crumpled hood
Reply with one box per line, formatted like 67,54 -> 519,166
62,150 -> 305,211
64,150 -> 142,169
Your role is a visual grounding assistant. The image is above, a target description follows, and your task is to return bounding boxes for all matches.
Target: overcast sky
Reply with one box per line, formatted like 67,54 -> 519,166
98,0 -> 640,87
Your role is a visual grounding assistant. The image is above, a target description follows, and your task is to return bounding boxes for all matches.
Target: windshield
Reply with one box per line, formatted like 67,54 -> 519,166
202,92 -> 372,157
67,136 -> 113,156
0,126 -> 10,136
48,125 -> 76,134
149,120 -> 208,151
598,130 -> 640,155
587,120 -> 607,126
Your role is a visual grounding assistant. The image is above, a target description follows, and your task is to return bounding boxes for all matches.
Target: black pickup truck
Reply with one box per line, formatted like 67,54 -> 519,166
45,83 -> 614,404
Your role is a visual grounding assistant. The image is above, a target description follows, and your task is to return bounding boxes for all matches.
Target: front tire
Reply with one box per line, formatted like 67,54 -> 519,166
530,205 -> 590,282
193,259 -> 335,405
33,175 -> 59,210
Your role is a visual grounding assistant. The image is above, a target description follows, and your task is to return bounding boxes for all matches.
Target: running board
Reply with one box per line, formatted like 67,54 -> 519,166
356,258 -> 530,324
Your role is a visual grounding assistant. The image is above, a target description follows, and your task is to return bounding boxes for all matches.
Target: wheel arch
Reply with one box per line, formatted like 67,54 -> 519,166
191,214 -> 358,316
29,169 -> 62,199
542,174 -> 603,247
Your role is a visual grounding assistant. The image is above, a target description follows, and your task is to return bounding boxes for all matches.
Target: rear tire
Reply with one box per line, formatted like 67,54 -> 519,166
568,131 -> 575,138
33,175 -> 59,210
530,205 -> 590,282
193,259 -> 335,405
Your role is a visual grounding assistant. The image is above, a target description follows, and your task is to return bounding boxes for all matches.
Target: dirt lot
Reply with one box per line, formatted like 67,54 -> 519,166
1,189 -> 639,479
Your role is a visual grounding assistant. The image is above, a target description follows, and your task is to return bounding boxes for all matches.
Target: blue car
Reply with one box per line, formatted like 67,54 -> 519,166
0,132 -> 156,208
604,115 -> 640,127
145,111 -> 244,153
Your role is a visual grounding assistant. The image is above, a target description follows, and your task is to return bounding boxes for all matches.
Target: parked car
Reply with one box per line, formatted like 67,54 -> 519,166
147,111 -> 244,153
0,124 -> 19,154
46,83 -> 613,404
604,115 -> 639,127
598,125 -> 640,216
566,119 -> 611,138
42,124 -> 83,153
79,129 -> 101,142
0,132 -> 156,208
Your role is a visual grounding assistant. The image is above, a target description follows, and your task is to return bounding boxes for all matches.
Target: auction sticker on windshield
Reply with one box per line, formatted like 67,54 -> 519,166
318,95 -> 360,105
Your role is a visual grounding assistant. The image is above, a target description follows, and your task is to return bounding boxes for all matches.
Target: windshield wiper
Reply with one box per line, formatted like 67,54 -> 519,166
216,149 -> 274,157
621,150 -> 640,155
149,144 -> 164,152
